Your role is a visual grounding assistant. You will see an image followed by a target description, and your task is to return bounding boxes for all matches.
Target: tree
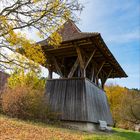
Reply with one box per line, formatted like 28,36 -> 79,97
0,0 -> 82,70
105,84 -> 127,126
105,84 -> 140,130
121,90 -> 140,125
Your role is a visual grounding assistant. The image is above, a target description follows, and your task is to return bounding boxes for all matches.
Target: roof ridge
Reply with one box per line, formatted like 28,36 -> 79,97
80,32 -> 100,35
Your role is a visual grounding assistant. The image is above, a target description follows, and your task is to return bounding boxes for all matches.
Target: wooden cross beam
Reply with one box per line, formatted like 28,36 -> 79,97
101,69 -> 113,88
84,50 -> 107,78
95,61 -> 105,78
76,47 -> 85,77
85,49 -> 97,69
106,69 -> 113,79
68,57 -> 79,78
52,56 -> 63,77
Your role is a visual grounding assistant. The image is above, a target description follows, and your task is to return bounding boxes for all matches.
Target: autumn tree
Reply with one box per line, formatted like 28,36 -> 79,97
0,0 -> 83,70
105,84 -> 127,126
105,84 -> 140,130
121,89 -> 140,125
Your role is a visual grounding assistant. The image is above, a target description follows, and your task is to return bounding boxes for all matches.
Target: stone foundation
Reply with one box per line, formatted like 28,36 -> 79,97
62,121 -> 100,132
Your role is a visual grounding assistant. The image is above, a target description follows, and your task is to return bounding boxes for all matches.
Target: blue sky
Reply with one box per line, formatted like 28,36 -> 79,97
33,0 -> 140,89
75,0 -> 140,89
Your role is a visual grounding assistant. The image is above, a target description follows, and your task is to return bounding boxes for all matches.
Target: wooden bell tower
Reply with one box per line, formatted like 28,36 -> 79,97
38,20 -> 127,131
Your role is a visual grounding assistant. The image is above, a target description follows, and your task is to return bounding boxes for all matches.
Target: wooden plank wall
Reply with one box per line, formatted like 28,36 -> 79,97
85,79 -> 113,125
45,78 -> 113,125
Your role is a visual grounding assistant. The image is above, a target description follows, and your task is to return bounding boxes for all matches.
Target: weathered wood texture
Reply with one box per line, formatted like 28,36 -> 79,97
45,78 -> 113,125
85,79 -> 113,125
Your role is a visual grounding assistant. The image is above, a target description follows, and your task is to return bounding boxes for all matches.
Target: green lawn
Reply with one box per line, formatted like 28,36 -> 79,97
84,128 -> 140,140
0,114 -> 139,140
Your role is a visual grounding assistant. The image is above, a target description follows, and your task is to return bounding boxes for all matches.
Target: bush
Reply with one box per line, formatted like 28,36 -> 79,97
1,85 -> 55,121
1,69 -> 59,122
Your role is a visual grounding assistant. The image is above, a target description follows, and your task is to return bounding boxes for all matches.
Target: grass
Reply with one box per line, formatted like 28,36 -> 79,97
0,114 -> 140,140
84,128 -> 140,140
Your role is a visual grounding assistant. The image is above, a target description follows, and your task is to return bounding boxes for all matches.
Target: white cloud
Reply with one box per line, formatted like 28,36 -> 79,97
106,28 -> 140,44
78,0 -> 140,44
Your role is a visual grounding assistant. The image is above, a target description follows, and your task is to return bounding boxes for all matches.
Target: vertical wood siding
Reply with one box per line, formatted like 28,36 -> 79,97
85,79 -> 113,125
45,78 -> 113,125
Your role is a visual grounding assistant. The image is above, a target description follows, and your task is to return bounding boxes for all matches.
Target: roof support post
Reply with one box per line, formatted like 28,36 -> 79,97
48,68 -> 53,79
52,56 -> 63,78
46,59 -> 53,79
95,76 -> 99,86
76,47 -> 86,77
91,63 -> 95,82
68,57 -> 79,78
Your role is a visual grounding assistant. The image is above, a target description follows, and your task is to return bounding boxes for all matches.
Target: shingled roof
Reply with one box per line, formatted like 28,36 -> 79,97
38,20 -> 99,46
38,20 -> 127,78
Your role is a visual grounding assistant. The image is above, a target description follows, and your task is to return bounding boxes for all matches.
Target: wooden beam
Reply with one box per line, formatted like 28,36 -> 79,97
48,68 -> 53,79
95,76 -> 99,86
93,38 -> 122,77
106,69 -> 113,79
95,61 -> 105,78
76,47 -> 85,77
83,49 -> 107,77
52,56 -> 63,77
101,69 -> 113,89
76,47 -> 84,69
68,57 -> 79,78
85,49 -> 97,69
91,63 -> 95,82
103,69 -> 113,83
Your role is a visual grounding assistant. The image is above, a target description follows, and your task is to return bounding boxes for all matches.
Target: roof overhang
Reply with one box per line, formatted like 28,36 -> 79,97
41,33 -> 127,78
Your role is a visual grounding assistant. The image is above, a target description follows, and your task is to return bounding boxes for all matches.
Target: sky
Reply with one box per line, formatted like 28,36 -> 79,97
31,0 -> 140,89
76,0 -> 140,89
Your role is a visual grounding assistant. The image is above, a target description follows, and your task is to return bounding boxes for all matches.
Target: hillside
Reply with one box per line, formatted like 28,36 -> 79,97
0,115 -> 140,140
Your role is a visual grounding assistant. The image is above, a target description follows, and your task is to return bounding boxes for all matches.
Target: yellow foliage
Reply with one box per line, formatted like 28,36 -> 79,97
48,31 -> 62,48
105,85 -> 127,121
32,0 -> 41,3
0,0 -> 76,69
0,16 -> 45,65
105,84 -> 140,130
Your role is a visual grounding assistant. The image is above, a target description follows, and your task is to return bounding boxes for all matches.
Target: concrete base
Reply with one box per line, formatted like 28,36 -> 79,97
62,121 -> 99,132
